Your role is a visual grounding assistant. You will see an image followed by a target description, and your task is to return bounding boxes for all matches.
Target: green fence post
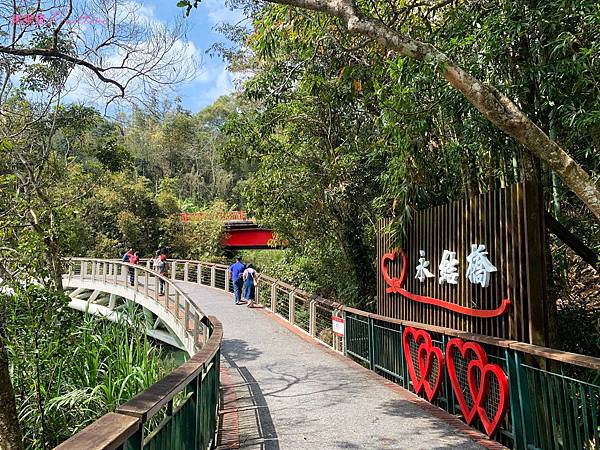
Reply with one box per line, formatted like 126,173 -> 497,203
442,335 -> 454,413
212,351 -> 221,449
399,324 -> 406,389
506,349 -> 533,450
343,310 -> 348,356
368,316 -> 374,370
125,426 -> 143,450
194,367 -> 204,449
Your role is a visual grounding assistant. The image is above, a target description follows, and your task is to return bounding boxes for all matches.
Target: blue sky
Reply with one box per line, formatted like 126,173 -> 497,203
139,0 -> 245,112
56,1 -> 246,113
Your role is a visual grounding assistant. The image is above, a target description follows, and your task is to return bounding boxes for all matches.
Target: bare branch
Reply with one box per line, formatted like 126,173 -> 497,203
0,45 -> 126,97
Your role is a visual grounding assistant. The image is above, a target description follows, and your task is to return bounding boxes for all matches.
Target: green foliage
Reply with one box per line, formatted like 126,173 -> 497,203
2,286 -> 176,449
213,0 -> 600,316
161,201 -> 227,260
123,96 -> 245,206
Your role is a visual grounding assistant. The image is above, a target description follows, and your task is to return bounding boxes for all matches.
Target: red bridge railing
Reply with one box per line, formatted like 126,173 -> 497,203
180,211 -> 248,222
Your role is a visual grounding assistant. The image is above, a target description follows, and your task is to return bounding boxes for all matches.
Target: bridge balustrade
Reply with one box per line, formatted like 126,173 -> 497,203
162,258 -> 599,449
55,257 -> 599,449
64,258 -> 207,352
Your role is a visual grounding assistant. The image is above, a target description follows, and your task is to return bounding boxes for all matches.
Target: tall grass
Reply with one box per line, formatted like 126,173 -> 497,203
4,286 -> 177,449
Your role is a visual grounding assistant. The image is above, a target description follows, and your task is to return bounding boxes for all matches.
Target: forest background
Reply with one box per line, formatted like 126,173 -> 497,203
1,0 -> 599,448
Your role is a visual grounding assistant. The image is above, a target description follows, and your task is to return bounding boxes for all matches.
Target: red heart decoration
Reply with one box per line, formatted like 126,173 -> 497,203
402,327 -> 444,401
468,360 -> 510,437
446,338 -> 484,424
446,338 -> 509,437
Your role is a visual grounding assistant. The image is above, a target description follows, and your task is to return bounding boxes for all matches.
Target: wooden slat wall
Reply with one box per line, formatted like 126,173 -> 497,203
377,182 -> 546,343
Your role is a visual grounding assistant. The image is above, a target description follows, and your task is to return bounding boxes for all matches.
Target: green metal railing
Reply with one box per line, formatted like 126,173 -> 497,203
510,355 -> 600,450
68,257 -> 598,450
345,311 -> 600,449
55,316 -> 223,450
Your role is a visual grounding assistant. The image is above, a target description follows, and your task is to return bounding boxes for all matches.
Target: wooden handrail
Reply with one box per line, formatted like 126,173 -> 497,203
54,413 -> 141,450
116,316 -> 223,421
507,341 -> 600,371
342,306 -> 600,370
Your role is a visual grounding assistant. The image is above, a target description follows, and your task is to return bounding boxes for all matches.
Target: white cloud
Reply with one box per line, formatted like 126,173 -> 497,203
118,1 -> 157,23
183,61 -> 235,109
201,0 -> 245,26
60,1 -> 201,108
49,0 -> 243,111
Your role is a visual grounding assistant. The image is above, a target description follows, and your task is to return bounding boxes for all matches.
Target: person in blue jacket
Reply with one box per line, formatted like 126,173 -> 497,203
229,256 -> 246,304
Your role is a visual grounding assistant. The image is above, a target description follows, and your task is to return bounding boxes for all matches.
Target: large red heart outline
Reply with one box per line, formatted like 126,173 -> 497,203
402,327 -> 444,401
446,338 -> 509,437
468,359 -> 509,437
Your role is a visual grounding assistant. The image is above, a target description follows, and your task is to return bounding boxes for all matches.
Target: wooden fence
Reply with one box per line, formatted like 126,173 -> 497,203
377,182 -> 548,344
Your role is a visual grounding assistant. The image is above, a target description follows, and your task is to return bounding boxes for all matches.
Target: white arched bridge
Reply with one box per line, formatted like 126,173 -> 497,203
55,258 -> 599,450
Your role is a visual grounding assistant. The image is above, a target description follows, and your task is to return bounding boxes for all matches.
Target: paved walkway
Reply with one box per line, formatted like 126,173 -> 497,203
178,282 -> 484,450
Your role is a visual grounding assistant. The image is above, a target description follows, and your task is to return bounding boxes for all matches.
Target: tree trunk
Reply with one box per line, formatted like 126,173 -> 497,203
265,0 -> 600,223
45,239 -> 64,292
0,342 -> 23,450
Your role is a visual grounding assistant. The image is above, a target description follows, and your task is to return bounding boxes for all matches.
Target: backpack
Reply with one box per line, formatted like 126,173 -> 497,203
158,260 -> 168,274
122,253 -> 130,262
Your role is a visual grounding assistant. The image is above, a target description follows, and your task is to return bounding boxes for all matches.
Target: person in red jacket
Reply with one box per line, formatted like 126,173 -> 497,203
128,251 -> 139,286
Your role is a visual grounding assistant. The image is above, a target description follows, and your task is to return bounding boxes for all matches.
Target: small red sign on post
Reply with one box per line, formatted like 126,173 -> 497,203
332,315 -> 345,336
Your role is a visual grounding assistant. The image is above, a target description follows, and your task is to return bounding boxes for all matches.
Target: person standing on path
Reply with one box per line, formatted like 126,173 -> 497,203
129,251 -> 139,286
229,256 -> 246,304
242,264 -> 257,307
158,254 -> 168,295
152,250 -> 161,271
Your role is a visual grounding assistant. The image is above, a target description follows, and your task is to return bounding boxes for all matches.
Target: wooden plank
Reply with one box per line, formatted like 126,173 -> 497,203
545,212 -> 599,270
54,413 -> 140,450
508,342 -> 600,371
523,181 -> 548,345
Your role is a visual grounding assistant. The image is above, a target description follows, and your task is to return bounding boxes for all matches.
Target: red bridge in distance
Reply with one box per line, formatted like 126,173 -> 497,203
180,211 -> 278,250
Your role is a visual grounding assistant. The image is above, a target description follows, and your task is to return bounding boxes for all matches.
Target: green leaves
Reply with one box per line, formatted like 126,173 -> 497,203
0,138 -> 13,153
176,0 -> 201,16
5,287 -> 176,448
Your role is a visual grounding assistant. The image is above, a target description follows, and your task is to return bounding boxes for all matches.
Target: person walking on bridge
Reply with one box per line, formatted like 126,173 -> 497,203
122,248 -> 133,262
229,256 -> 246,304
157,254 -> 168,295
152,250 -> 161,271
129,251 -> 139,286
242,264 -> 257,308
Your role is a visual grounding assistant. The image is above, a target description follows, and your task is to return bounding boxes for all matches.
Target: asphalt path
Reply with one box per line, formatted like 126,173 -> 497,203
178,281 -> 484,450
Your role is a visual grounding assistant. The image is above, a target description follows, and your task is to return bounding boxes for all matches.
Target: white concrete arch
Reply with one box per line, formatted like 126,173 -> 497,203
62,258 -> 206,356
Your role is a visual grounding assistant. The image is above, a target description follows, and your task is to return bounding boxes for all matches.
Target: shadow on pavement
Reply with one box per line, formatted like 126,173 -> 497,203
220,350 -> 280,450
222,338 -> 263,364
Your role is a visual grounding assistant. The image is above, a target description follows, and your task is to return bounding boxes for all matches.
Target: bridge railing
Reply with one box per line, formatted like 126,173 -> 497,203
56,315 -> 223,450
64,258 -> 208,353
343,308 -> 600,448
146,258 -> 345,352
165,258 -> 600,449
